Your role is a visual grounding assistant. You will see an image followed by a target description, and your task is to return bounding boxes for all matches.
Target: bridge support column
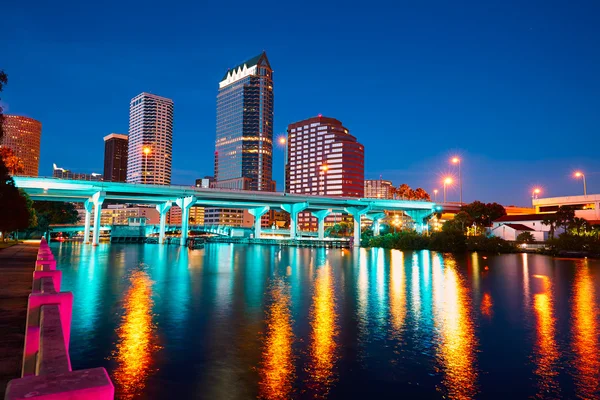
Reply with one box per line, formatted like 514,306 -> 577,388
365,212 -> 387,237
83,199 -> 93,244
176,196 -> 196,246
345,206 -> 372,247
311,209 -> 332,240
281,202 -> 309,239
248,206 -> 270,239
405,209 -> 435,233
90,192 -> 106,246
156,201 -> 173,245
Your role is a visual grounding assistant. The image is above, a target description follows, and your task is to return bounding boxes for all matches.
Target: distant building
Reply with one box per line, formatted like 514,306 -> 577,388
203,208 -> 253,227
103,133 -> 128,182
533,194 -> 600,224
103,134 -> 128,182
214,52 -> 275,191
127,92 -> 174,185
98,204 -> 160,225
365,179 -> 394,199
167,206 -> 205,226
286,115 -> 364,231
1,115 -> 42,176
53,164 -> 102,181
195,176 -> 214,188
490,214 -> 558,242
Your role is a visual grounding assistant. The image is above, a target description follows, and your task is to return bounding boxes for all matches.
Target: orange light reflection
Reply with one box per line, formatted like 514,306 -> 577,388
571,261 -> 600,398
258,279 -> 294,400
480,292 -> 493,318
307,263 -> 338,398
113,270 -> 160,399
532,274 -> 560,398
433,257 -> 478,399
389,251 -> 406,336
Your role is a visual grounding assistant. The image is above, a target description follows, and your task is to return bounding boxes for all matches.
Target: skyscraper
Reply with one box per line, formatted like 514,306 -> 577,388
103,133 -> 128,182
52,164 -> 103,181
1,115 -> 42,176
127,92 -> 173,185
214,52 -> 274,191
287,115 -> 364,231
287,115 -> 364,197
364,178 -> 394,199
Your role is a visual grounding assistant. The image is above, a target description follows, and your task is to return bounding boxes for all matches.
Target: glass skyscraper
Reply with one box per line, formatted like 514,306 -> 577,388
214,52 -> 274,191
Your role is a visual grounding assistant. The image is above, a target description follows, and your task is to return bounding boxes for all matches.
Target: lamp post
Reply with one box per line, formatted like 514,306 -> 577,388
532,188 -> 541,200
143,146 -> 151,184
451,157 -> 462,204
574,171 -> 587,196
278,136 -> 288,192
433,189 -> 438,202
443,177 -> 453,203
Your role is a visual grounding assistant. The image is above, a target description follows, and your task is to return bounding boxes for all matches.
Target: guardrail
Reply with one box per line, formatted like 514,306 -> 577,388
5,238 -> 114,399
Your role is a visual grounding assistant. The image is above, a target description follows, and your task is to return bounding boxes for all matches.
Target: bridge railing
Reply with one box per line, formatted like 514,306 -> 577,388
5,238 -> 114,400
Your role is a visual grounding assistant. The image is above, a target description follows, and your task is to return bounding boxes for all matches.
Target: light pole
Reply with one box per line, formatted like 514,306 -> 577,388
574,171 -> 587,196
433,189 -> 438,202
451,157 -> 462,204
143,146 -> 151,184
532,188 -> 541,200
278,136 -> 288,192
443,177 -> 453,203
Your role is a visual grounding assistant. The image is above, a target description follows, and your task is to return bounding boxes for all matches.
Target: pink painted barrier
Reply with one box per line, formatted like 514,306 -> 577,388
5,239 -> 114,399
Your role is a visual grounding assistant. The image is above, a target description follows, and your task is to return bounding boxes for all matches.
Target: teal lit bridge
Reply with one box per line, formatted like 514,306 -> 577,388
14,177 -> 440,246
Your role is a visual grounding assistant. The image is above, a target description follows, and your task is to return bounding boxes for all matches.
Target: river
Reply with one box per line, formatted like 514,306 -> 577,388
52,242 -> 600,399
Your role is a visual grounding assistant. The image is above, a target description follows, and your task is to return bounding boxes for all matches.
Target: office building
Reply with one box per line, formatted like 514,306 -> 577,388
214,52 -> 275,191
53,164 -> 102,181
365,179 -> 394,199
1,115 -> 42,176
195,176 -> 214,188
103,133 -> 128,182
286,115 -> 364,230
127,92 -> 173,185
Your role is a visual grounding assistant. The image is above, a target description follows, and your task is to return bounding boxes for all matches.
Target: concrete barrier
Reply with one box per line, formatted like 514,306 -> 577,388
5,238 -> 114,399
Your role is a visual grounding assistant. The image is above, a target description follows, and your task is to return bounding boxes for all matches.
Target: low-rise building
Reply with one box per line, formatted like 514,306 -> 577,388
490,214 -> 561,241
533,194 -> 600,224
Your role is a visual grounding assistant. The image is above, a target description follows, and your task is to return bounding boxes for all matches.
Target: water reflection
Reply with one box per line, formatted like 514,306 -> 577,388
481,292 -> 493,318
113,270 -> 159,399
433,257 -> 478,399
307,262 -> 338,398
258,278 -> 294,400
571,260 -> 600,398
532,274 -> 560,399
389,251 -> 406,337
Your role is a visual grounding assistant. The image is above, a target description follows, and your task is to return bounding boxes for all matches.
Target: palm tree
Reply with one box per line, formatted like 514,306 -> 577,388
397,184 -> 411,200
0,147 -> 24,174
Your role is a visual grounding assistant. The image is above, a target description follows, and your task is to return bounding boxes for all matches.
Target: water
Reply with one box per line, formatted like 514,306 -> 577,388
52,242 -> 600,399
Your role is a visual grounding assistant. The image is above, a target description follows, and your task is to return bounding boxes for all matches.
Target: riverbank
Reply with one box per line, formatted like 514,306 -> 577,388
0,241 -> 39,393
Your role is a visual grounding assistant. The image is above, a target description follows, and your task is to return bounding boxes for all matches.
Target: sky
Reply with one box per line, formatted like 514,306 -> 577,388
2,0 -> 599,206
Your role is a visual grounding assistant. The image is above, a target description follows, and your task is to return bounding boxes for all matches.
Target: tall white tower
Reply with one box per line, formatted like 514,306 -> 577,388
126,92 -> 174,185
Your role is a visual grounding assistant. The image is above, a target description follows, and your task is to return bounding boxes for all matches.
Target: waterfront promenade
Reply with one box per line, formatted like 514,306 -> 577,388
0,242 -> 39,394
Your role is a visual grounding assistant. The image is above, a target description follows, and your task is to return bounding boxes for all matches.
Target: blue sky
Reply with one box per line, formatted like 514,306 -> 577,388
2,0 -> 599,205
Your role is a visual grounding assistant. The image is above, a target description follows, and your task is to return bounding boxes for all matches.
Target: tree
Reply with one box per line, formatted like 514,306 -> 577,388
32,201 -> 80,237
461,201 -> 506,227
396,184 -> 411,200
542,206 -> 576,238
413,187 -> 431,201
0,147 -> 24,174
516,231 -> 535,244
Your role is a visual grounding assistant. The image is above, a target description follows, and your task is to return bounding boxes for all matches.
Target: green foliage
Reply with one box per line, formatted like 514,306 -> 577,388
326,222 -> 351,237
32,201 -> 80,235
516,231 -> 535,243
466,236 -> 515,253
429,230 -> 467,252
546,232 -> 600,255
461,201 -> 506,227
0,163 -> 31,239
363,230 -> 430,250
442,211 -> 472,233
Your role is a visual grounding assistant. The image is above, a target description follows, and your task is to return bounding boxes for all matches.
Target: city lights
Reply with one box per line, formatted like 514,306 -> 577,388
443,177 -> 453,203
532,188 -> 541,199
450,156 -> 463,204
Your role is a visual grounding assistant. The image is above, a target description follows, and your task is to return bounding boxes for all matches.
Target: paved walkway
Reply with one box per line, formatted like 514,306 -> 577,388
0,241 -> 40,394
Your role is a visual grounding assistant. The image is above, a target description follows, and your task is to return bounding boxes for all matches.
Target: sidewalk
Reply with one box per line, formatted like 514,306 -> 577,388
0,241 -> 40,394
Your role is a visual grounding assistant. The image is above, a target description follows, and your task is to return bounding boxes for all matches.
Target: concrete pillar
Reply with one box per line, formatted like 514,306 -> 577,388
90,192 -> 106,246
156,201 -> 173,245
248,206 -> 270,238
311,209 -> 332,240
83,199 -> 93,244
373,219 -> 381,236
404,209 -> 435,233
345,206 -> 372,247
281,202 -> 309,239
176,196 -> 196,246
368,212 -> 386,236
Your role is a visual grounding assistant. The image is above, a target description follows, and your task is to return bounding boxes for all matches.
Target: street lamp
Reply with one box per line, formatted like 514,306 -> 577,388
451,156 -> 462,205
532,188 -> 541,199
433,189 -> 438,202
278,136 -> 288,192
143,146 -> 151,184
574,171 -> 587,196
443,177 -> 453,203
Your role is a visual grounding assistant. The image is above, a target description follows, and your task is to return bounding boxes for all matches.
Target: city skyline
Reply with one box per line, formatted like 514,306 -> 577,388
2,1 -> 600,206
